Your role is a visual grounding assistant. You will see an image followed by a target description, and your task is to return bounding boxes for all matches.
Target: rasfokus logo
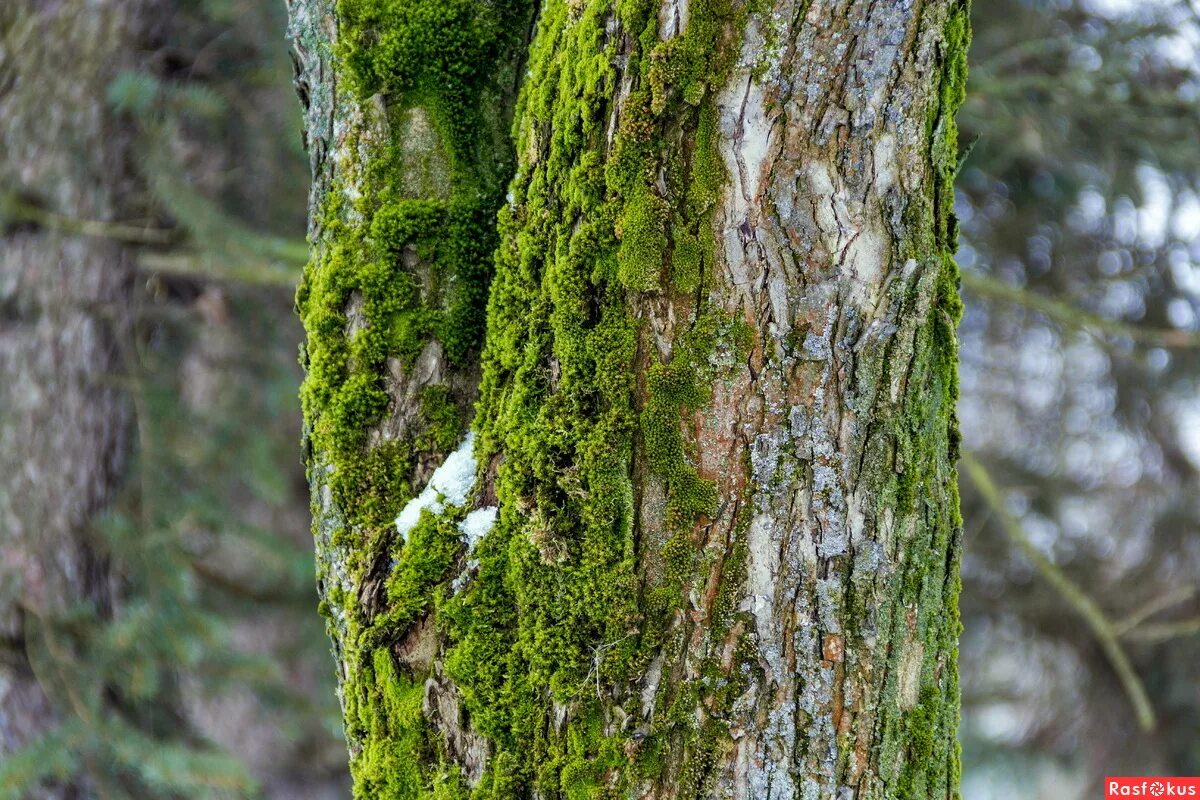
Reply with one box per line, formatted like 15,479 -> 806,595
1107,778 -> 1200,797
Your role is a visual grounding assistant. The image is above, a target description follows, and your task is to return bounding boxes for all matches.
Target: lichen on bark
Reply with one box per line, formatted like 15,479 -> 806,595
288,0 -> 972,796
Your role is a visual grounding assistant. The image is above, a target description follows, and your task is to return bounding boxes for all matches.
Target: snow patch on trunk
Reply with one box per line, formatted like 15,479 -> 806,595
395,432 -> 479,540
458,506 -> 498,551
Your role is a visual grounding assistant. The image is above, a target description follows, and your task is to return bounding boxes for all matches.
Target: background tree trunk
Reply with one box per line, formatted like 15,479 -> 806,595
0,0 -> 160,794
289,0 -> 969,797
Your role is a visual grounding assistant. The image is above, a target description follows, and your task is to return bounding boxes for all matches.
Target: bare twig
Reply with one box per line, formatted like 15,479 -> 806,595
962,452 -> 1157,731
1122,618 -> 1200,644
1,190 -> 178,246
138,251 -> 298,288
579,634 -> 634,700
1114,586 -> 1197,637
962,270 -> 1200,349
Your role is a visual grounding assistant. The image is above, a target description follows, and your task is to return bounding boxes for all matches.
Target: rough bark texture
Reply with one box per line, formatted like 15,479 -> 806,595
287,0 -> 535,791
290,0 -> 968,797
0,0 -> 157,793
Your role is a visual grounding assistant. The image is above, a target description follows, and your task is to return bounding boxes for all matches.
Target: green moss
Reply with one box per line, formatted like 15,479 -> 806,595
686,103 -> 725,218
868,4 -> 970,796
417,385 -> 463,454
670,232 -> 702,294
298,0 -> 533,539
894,688 -> 945,799
347,648 -> 433,800
298,145 -> 497,538
369,510 -> 466,647
337,0 -> 530,196
932,2 -> 972,253
298,1 -> 535,797
642,307 -> 751,528
424,0 -> 755,791
303,0 -> 974,794
649,0 -> 747,108
616,182 -> 669,292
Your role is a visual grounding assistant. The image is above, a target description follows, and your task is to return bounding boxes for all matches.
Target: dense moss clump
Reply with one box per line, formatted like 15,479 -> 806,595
295,0 -> 533,794
297,0 -> 533,532
616,181 -> 669,291
642,309 -> 751,528
435,0 -> 754,794
297,0 -> 970,793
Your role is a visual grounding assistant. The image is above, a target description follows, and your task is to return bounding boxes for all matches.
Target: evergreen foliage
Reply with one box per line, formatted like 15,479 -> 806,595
1,0 -> 344,796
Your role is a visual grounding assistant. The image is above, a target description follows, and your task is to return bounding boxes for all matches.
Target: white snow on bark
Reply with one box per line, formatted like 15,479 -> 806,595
395,432 -> 479,540
458,506 -> 498,551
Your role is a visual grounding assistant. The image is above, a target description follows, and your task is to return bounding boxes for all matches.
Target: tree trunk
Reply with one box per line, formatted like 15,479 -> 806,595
289,0 -> 969,797
0,0 -> 159,794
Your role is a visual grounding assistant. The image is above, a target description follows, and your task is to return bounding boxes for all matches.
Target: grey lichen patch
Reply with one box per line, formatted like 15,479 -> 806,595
290,0 -> 969,795
391,106 -> 453,199
708,0 -> 970,797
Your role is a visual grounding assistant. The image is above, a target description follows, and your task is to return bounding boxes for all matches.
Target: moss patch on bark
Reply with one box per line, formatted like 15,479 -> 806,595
437,0 -> 755,794
296,0 -> 533,794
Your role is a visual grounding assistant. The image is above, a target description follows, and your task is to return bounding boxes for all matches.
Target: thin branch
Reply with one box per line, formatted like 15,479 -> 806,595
1,191 -> 178,246
973,36 -> 1072,76
188,559 -> 312,606
1114,586 -> 1196,636
138,251 -> 298,288
961,452 -> 1157,731
1123,618 -> 1200,643
962,270 -> 1200,349
3,183 -> 305,289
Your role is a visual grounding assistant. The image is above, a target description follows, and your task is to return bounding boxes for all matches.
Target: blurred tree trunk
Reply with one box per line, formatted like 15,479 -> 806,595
0,0 -> 160,795
289,0 -> 969,797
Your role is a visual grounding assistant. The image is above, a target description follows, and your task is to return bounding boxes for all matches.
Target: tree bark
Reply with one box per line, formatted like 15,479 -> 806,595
0,0 -> 160,794
289,0 -> 969,797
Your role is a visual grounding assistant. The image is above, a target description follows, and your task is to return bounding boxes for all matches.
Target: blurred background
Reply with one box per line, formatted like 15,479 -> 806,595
0,0 -> 1197,797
